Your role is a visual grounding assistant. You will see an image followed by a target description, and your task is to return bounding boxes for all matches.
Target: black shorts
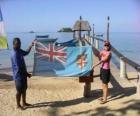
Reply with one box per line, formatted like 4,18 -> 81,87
100,68 -> 110,84
15,78 -> 27,93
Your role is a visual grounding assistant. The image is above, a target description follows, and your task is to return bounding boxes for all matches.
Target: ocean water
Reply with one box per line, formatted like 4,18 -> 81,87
0,32 -> 140,72
110,32 -> 140,64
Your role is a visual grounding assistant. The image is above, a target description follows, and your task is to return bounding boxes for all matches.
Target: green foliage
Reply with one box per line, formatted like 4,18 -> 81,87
58,27 -> 73,32
0,36 -> 8,49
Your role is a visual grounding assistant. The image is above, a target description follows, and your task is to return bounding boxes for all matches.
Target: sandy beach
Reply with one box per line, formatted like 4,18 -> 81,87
0,63 -> 140,116
0,48 -> 139,116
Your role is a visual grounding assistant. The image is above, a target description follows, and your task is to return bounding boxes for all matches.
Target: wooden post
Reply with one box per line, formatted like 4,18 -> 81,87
93,24 -> 95,44
78,38 -> 82,46
88,35 -> 91,43
90,37 -> 93,45
79,35 -> 92,97
120,57 -> 127,78
79,75 -> 93,98
79,16 -> 82,39
95,39 -> 99,49
73,31 -> 76,39
78,16 -> 82,46
136,68 -> 140,95
84,82 -> 91,97
107,16 -> 110,41
79,71 -> 93,97
85,34 -> 88,42
32,39 -> 37,76
78,16 -> 93,97
88,31 -> 90,37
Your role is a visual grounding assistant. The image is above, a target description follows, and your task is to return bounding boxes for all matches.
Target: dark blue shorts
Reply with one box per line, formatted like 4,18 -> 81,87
15,78 -> 27,93
100,68 -> 110,84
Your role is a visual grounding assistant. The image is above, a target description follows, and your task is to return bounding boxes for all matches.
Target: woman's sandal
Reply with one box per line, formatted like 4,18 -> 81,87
98,97 -> 103,101
100,100 -> 107,104
98,95 -> 111,101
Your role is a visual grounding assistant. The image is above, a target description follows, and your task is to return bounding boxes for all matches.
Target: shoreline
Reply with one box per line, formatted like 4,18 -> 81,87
0,62 -> 138,75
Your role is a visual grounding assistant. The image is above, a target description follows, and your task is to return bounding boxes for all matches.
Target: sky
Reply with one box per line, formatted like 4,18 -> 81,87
0,0 -> 140,32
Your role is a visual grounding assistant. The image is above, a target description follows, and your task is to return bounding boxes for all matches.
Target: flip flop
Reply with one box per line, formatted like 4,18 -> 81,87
98,97 -> 103,101
100,100 -> 107,104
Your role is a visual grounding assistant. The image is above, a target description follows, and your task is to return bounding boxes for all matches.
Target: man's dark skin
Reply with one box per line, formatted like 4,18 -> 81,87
13,38 -> 34,109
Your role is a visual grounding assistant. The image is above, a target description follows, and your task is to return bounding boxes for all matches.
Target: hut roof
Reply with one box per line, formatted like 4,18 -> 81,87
73,20 -> 91,31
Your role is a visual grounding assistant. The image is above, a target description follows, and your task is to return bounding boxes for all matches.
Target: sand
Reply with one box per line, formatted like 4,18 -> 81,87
0,74 -> 140,116
0,56 -> 140,116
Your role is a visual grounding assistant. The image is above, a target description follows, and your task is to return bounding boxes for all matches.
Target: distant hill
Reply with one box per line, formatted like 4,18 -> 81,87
58,27 -> 73,32
29,31 -> 35,33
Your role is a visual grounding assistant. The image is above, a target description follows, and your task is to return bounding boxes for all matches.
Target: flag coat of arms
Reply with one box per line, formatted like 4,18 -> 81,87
0,8 -> 8,49
33,40 -> 93,77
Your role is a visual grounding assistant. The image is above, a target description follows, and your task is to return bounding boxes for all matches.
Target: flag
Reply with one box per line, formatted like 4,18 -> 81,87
33,39 -> 93,77
0,8 -> 8,49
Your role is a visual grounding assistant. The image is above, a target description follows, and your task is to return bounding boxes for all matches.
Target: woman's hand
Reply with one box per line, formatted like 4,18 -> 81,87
92,65 -> 96,70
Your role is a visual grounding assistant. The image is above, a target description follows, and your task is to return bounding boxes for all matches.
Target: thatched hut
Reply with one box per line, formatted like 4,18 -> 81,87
73,16 -> 91,40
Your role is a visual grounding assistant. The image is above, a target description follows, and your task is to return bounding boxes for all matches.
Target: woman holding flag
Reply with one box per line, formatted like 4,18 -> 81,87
93,41 -> 112,104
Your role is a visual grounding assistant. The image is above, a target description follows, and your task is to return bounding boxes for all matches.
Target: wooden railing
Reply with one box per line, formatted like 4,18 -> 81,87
84,35 -> 140,95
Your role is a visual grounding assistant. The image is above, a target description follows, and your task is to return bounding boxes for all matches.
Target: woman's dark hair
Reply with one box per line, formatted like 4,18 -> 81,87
107,45 -> 111,51
104,41 -> 111,51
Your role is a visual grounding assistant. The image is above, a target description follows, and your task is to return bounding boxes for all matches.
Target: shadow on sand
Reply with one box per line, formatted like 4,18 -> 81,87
63,99 -> 140,116
24,72 -> 138,116
0,73 -> 13,81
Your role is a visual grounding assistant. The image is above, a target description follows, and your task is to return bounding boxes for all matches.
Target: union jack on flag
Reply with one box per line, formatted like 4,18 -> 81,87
35,42 -> 67,64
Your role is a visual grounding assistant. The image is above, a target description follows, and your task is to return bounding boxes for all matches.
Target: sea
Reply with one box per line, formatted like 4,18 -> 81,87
0,32 -> 140,72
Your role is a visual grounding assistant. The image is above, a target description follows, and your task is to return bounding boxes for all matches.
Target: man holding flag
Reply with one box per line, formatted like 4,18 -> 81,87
11,38 -> 34,110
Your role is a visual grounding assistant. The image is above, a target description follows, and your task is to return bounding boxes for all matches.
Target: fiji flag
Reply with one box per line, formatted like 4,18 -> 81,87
33,39 -> 93,77
0,8 -> 8,49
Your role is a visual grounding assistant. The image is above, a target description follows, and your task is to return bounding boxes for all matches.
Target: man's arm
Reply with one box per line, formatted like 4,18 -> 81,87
26,44 -> 33,53
22,42 -> 34,56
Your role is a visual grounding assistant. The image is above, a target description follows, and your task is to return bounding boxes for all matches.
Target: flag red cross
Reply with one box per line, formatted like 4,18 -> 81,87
77,54 -> 87,69
36,43 -> 67,63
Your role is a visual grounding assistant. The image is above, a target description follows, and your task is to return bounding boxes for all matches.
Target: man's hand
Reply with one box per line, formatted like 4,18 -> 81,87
32,41 -> 35,46
32,40 -> 37,46
27,73 -> 32,78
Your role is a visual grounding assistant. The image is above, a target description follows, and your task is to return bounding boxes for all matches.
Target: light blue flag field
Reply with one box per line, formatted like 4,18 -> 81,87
33,39 -> 93,77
